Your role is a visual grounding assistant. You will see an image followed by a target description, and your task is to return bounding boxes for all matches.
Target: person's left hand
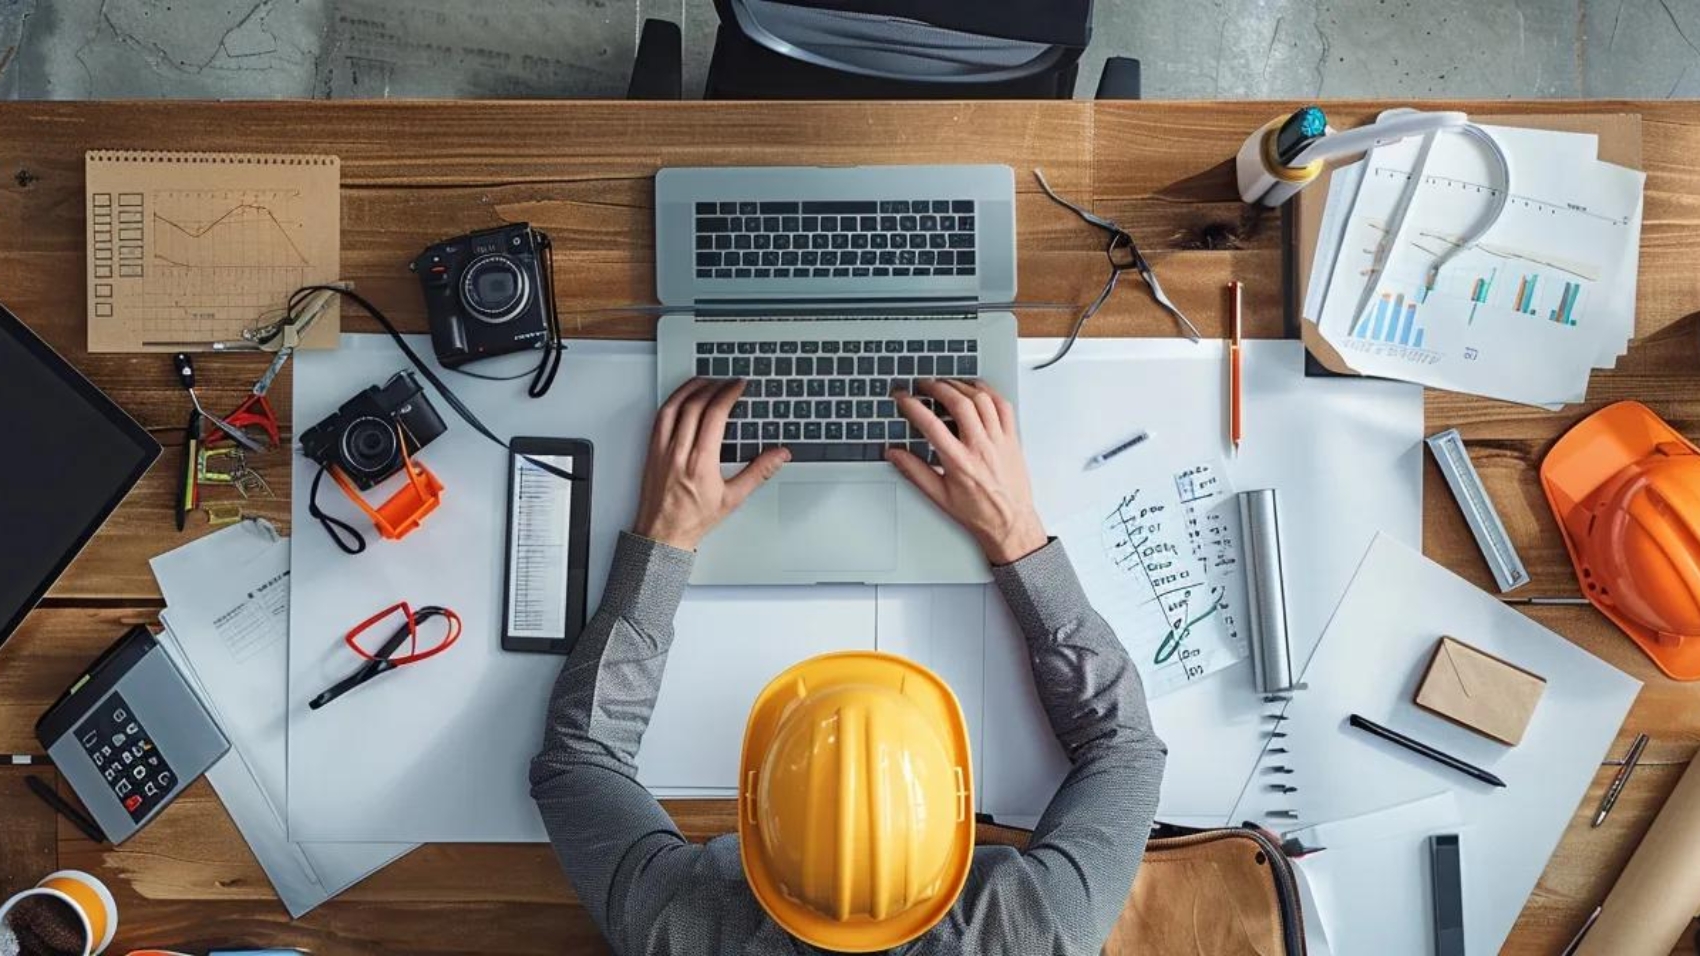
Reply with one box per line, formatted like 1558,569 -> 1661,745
632,378 -> 789,551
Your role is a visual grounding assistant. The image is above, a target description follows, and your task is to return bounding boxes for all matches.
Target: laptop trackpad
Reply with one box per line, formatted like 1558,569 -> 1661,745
780,482 -> 897,573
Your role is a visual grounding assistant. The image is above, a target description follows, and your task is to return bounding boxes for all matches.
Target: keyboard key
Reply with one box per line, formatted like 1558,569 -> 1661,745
940,215 -> 956,231
699,217 -> 729,232
794,356 -> 813,375
698,251 -> 720,267
741,251 -> 759,266
802,216 -> 820,231
936,356 -> 955,376
835,400 -> 854,418
959,251 -> 976,266
696,357 -> 711,375
929,234 -> 948,249
697,269 -> 713,278
821,216 -> 838,232
831,233 -> 849,249
714,268 -> 732,278
760,201 -> 799,214
952,200 -> 973,213
846,422 -> 865,441
712,357 -> 730,376
867,421 -> 886,440
926,340 -> 946,352
807,378 -> 826,397
878,399 -> 897,417
849,379 -> 868,397
821,251 -> 838,266
917,355 -> 935,375
918,250 -> 935,265
752,401 -> 770,417
719,202 -> 739,215
739,202 -> 758,216
721,442 -> 738,463
877,356 -> 895,375
780,341 -> 799,354
870,377 -> 889,394
891,234 -> 907,249
734,234 -> 752,249
789,443 -> 825,462
762,251 -> 780,266
732,357 -> 751,376
762,216 -> 780,232
786,379 -> 805,397
899,250 -> 916,265
898,356 -> 916,375
851,233 -> 868,249
948,233 -> 974,248
810,234 -> 828,250
740,422 -> 759,440
899,215 -> 918,231
800,341 -> 819,354
959,355 -> 978,376
762,421 -> 781,441
878,251 -> 897,265
763,380 -> 783,398
932,200 -> 952,213
744,380 -> 761,397
772,401 -> 791,418
714,234 -> 732,250
906,339 -> 924,351
856,400 -> 876,418
782,216 -> 800,232
919,214 -> 938,230
795,401 -> 813,419
738,444 -> 759,462
755,233 -> 772,249
758,341 -> 777,354
825,422 -> 845,441
804,421 -> 823,441
959,215 -> 975,230
909,233 -> 926,247
863,340 -> 881,353
783,421 -> 802,441
889,419 -> 908,439
800,251 -> 818,266
696,202 -> 717,215
775,356 -> 793,376
857,356 -> 875,375
828,379 -> 847,396
814,400 -> 832,418
743,216 -> 761,231
802,200 -> 878,214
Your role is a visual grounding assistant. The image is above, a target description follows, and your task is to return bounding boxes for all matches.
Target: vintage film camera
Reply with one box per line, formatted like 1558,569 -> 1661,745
299,371 -> 448,492
411,223 -> 559,370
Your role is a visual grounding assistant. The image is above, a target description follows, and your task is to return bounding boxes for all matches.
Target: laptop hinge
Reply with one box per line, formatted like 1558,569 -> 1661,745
691,298 -> 981,321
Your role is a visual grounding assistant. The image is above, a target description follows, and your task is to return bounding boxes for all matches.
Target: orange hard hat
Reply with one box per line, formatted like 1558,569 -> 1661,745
738,651 -> 974,953
1541,401 -> 1700,679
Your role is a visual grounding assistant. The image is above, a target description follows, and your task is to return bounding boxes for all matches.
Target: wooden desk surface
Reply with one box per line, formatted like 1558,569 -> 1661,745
0,99 -> 1696,955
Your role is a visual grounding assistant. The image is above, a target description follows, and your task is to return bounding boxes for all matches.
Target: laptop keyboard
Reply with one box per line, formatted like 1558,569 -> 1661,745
693,200 -> 978,280
695,338 -> 978,464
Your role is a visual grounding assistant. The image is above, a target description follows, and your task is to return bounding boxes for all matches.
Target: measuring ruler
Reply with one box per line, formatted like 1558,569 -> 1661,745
1426,429 -> 1530,593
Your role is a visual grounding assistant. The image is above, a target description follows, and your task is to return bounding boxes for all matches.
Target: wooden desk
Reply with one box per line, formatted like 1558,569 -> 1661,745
0,99 -> 1695,955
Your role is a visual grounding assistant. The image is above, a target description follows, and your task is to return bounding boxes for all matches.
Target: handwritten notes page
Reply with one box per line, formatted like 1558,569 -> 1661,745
1053,459 -> 1248,698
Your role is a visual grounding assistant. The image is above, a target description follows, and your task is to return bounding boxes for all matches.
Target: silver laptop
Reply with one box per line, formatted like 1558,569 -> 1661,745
655,164 -> 1020,585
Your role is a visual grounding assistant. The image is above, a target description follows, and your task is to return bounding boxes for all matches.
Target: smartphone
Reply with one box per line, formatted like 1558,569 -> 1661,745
501,437 -> 593,654
1429,833 -> 1464,956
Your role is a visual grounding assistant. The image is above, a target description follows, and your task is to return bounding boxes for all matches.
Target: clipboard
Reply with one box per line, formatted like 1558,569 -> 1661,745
1283,113 -> 1644,376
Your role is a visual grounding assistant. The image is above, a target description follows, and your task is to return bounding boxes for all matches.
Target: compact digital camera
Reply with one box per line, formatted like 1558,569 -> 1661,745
299,371 -> 449,491
411,223 -> 558,368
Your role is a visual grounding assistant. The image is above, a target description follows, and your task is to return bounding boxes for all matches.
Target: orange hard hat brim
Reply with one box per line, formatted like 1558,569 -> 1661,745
1541,401 -> 1700,679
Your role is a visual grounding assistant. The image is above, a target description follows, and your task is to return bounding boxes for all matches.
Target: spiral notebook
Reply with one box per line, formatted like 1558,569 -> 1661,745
84,150 -> 341,352
1229,535 -> 1639,955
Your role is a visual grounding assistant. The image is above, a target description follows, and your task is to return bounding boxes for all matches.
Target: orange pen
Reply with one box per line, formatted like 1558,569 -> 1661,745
1229,281 -> 1243,454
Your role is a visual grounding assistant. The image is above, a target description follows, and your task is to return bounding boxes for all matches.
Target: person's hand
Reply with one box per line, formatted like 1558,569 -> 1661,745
885,379 -> 1048,565
633,378 -> 789,551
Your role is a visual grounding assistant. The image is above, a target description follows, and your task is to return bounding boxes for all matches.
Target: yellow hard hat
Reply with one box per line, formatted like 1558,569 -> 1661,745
738,651 -> 974,953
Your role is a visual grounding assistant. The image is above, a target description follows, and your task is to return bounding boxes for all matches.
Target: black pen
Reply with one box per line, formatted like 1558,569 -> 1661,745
1348,714 -> 1506,788
26,775 -> 106,843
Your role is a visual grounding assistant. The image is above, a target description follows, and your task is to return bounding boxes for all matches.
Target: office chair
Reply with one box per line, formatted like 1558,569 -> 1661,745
627,0 -> 1141,100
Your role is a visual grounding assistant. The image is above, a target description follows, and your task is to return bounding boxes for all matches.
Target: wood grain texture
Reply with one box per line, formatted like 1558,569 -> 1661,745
0,99 -> 1696,954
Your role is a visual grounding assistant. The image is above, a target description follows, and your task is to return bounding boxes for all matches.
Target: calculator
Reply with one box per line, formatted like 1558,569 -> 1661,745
38,626 -> 228,843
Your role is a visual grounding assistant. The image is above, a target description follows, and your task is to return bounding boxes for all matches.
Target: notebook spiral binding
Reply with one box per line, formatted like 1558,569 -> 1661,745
87,150 -> 338,166
1240,489 -> 1305,820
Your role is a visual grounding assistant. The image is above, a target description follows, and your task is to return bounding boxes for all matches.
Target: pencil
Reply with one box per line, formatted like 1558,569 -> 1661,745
1229,281 -> 1244,454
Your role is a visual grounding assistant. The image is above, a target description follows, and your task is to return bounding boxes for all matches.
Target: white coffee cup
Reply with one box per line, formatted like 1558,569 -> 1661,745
0,870 -> 119,956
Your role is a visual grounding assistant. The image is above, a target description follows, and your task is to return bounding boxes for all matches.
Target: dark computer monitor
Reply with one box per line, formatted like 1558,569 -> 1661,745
0,304 -> 160,647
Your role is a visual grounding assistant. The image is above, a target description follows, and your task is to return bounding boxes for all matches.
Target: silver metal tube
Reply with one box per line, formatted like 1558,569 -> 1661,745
1239,488 -> 1303,696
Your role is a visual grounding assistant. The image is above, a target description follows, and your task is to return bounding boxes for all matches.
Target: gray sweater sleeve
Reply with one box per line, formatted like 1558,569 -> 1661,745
529,531 -> 700,949
987,538 -> 1168,951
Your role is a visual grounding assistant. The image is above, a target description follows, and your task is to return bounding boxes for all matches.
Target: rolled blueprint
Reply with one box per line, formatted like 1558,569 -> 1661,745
1577,752 -> 1700,955
1238,489 -> 1302,696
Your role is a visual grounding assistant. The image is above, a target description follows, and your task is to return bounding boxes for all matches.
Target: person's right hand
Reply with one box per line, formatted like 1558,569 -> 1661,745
885,379 -> 1049,565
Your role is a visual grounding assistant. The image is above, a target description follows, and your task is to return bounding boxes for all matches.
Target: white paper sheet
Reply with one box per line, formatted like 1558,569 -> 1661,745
288,338 -> 893,842
1314,123 -> 1643,406
150,522 -> 414,917
1050,456 -> 1248,698
918,337 -> 1426,826
1287,793 -> 1464,956
1229,535 -> 1640,954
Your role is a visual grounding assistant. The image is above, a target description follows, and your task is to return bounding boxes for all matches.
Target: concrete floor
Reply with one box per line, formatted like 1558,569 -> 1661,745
0,0 -> 1692,100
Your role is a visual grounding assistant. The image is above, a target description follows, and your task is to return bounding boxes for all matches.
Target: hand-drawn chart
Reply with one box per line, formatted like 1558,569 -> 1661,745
85,152 -> 340,352
1056,458 -> 1248,698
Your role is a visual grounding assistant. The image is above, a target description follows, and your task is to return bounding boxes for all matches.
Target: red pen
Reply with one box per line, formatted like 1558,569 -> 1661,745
1229,281 -> 1243,455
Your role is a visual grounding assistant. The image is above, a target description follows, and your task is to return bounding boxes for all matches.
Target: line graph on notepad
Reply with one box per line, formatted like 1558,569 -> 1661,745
135,190 -> 315,340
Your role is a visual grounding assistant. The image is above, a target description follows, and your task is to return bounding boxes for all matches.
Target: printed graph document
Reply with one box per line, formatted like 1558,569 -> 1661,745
1313,122 -> 1643,406
85,151 -> 341,352
150,521 -> 414,917
1229,536 -> 1639,955
1051,459 -> 1247,698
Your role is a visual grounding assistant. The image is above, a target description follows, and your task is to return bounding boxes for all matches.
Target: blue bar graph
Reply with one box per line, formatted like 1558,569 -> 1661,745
1398,302 -> 1417,345
1352,289 -> 1428,350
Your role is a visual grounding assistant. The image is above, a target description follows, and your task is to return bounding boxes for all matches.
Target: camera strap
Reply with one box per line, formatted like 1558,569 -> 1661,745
288,285 -> 579,484
310,463 -> 368,555
528,233 -> 564,400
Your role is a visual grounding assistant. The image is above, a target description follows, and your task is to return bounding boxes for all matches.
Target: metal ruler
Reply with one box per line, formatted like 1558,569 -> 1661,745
1426,428 -> 1529,593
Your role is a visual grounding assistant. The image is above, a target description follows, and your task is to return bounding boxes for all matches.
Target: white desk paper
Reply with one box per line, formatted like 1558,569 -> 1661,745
1230,536 -> 1640,955
151,522 -> 414,917
963,338 -> 1426,825
1050,457 -> 1248,698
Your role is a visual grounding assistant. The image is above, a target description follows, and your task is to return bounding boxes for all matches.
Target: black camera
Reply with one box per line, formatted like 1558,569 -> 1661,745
299,371 -> 449,491
412,223 -> 558,368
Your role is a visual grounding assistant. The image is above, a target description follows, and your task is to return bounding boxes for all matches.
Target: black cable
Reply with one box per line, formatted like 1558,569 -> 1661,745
528,234 -> 565,399
309,463 -> 367,555
288,284 -> 578,483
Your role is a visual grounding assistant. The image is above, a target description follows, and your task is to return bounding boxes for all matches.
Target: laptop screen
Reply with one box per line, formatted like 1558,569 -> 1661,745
0,305 -> 159,647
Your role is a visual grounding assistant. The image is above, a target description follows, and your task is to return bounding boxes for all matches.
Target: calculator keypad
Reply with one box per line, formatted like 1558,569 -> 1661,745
77,691 -> 177,822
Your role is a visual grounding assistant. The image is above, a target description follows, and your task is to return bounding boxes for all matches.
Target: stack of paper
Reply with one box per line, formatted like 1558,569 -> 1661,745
1307,118 -> 1644,407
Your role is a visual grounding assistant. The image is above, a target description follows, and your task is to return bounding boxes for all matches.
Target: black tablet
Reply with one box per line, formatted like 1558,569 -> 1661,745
0,305 -> 160,648
501,437 -> 593,654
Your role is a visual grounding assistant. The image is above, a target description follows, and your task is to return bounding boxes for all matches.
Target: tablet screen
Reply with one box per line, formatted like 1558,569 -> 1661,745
0,307 -> 159,645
